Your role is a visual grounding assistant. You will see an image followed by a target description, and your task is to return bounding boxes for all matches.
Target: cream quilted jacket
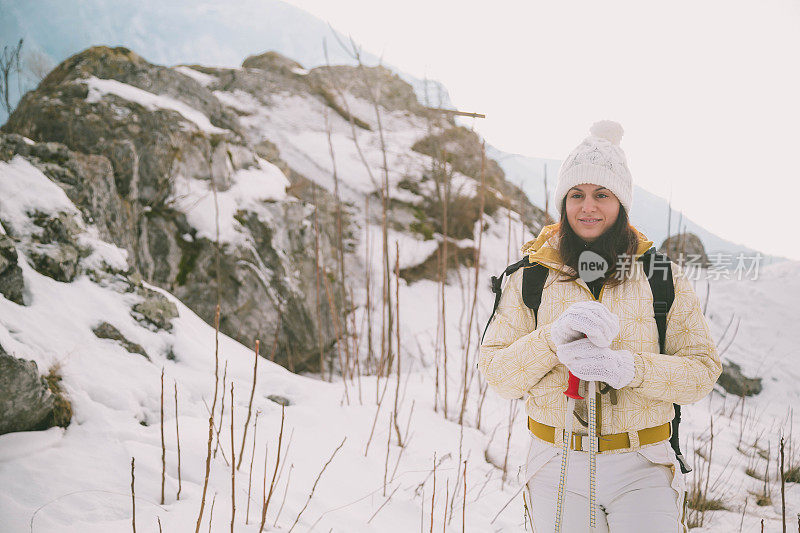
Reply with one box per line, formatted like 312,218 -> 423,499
478,223 -> 721,452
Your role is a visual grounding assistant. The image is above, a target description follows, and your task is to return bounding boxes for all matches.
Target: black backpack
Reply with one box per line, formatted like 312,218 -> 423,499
481,247 -> 691,474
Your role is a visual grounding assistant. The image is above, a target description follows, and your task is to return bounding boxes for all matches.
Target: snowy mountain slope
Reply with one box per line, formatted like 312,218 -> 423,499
0,45 -> 545,532
0,140 -> 529,532
486,146 -> 789,265
0,45 -> 797,533
2,147 -> 798,532
0,0 -> 452,124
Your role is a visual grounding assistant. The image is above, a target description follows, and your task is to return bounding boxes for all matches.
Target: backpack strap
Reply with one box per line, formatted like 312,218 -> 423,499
638,247 -> 674,354
522,262 -> 550,323
480,257 -> 530,344
638,247 -> 691,474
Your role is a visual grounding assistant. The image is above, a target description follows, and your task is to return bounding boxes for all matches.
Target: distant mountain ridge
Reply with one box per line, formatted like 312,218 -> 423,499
0,0 -> 453,123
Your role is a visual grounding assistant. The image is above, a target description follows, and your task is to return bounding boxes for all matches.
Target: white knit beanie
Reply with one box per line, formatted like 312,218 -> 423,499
553,120 -> 633,216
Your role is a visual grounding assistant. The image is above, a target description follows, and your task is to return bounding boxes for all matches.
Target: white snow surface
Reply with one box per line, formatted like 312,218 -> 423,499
83,77 -> 228,135
0,156 -> 79,235
170,157 -> 290,244
0,71 -> 798,533
0,156 -> 129,273
217,90 -> 475,207
173,65 -> 217,87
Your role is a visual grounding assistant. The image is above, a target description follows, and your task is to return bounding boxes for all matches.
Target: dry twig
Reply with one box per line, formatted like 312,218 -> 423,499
160,367 -> 166,505
288,437 -> 347,532
130,457 -> 136,533
238,339 -> 260,469
175,381 -> 182,500
259,404 -> 286,532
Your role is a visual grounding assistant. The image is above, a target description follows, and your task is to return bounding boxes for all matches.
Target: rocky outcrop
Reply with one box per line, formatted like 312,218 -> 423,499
242,51 -> 305,76
411,126 -> 549,237
0,233 -> 25,304
27,211 -> 87,282
0,346 -> 72,435
399,242 -> 476,284
412,126 -> 506,188
1,47 -> 346,372
398,126 -> 548,282
659,232 -> 711,268
267,394 -> 291,406
717,361 -> 762,397
131,288 -> 179,332
92,322 -> 150,359
307,63 -> 430,117
1,45 -> 546,372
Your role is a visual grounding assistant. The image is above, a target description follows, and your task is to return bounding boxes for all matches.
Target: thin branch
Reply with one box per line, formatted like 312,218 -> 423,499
130,457 -> 136,533
238,339 -> 260,469
175,381 -> 182,500
160,367 -> 166,505
288,437 -> 347,532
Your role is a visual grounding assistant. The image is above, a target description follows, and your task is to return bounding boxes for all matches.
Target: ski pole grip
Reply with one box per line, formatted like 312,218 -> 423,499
564,372 -> 584,399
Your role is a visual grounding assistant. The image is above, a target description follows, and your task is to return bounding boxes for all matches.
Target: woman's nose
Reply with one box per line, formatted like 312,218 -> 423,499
581,198 -> 598,212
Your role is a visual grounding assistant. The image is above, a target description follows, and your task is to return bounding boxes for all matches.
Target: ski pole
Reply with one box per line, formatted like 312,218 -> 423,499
554,395 -> 575,533
587,380 -> 598,530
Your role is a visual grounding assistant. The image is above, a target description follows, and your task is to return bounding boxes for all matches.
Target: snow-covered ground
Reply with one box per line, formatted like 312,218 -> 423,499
0,147 -> 532,532
2,159 -> 798,531
1,61 -> 798,532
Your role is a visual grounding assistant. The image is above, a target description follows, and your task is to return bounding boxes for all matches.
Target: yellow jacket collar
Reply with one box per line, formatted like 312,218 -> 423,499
520,222 -> 654,275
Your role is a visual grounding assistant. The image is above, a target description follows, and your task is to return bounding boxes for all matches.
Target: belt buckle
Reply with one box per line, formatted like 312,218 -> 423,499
568,433 -> 590,452
565,431 -> 611,452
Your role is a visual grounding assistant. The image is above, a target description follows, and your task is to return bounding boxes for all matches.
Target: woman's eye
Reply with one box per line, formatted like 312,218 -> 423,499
571,193 -> 582,198
597,193 -> 608,199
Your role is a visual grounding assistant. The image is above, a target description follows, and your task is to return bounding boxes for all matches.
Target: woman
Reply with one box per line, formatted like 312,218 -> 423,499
478,121 -> 721,532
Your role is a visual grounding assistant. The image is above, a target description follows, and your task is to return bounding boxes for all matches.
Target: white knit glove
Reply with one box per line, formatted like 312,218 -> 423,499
556,338 -> 635,389
549,301 -> 620,348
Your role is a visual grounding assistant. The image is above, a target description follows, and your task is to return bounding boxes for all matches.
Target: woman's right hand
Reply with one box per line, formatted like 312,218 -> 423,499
549,301 -> 620,348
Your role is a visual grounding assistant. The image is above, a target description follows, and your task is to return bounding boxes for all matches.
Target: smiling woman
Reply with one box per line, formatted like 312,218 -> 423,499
567,185 -> 619,240
478,120 -> 721,533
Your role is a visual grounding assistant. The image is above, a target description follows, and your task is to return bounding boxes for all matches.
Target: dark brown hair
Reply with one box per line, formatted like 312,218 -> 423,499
556,195 -> 640,288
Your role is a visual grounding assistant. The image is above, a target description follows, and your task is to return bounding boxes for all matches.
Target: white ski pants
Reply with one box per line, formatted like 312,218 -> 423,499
524,438 -> 688,533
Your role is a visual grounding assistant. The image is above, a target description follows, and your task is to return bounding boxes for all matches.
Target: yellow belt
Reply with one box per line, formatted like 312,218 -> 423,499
528,417 -> 671,453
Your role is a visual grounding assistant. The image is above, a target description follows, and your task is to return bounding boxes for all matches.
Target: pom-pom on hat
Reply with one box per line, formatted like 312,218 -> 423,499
553,120 -> 633,216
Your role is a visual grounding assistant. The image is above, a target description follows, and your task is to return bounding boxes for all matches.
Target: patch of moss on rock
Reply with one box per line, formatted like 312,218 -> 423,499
175,232 -> 202,286
43,365 -> 73,429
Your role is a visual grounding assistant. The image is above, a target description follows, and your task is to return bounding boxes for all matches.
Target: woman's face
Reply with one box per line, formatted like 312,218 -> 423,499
564,184 -> 621,243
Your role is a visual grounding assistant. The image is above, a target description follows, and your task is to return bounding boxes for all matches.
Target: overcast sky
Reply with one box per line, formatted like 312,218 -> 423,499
284,0 -> 800,261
